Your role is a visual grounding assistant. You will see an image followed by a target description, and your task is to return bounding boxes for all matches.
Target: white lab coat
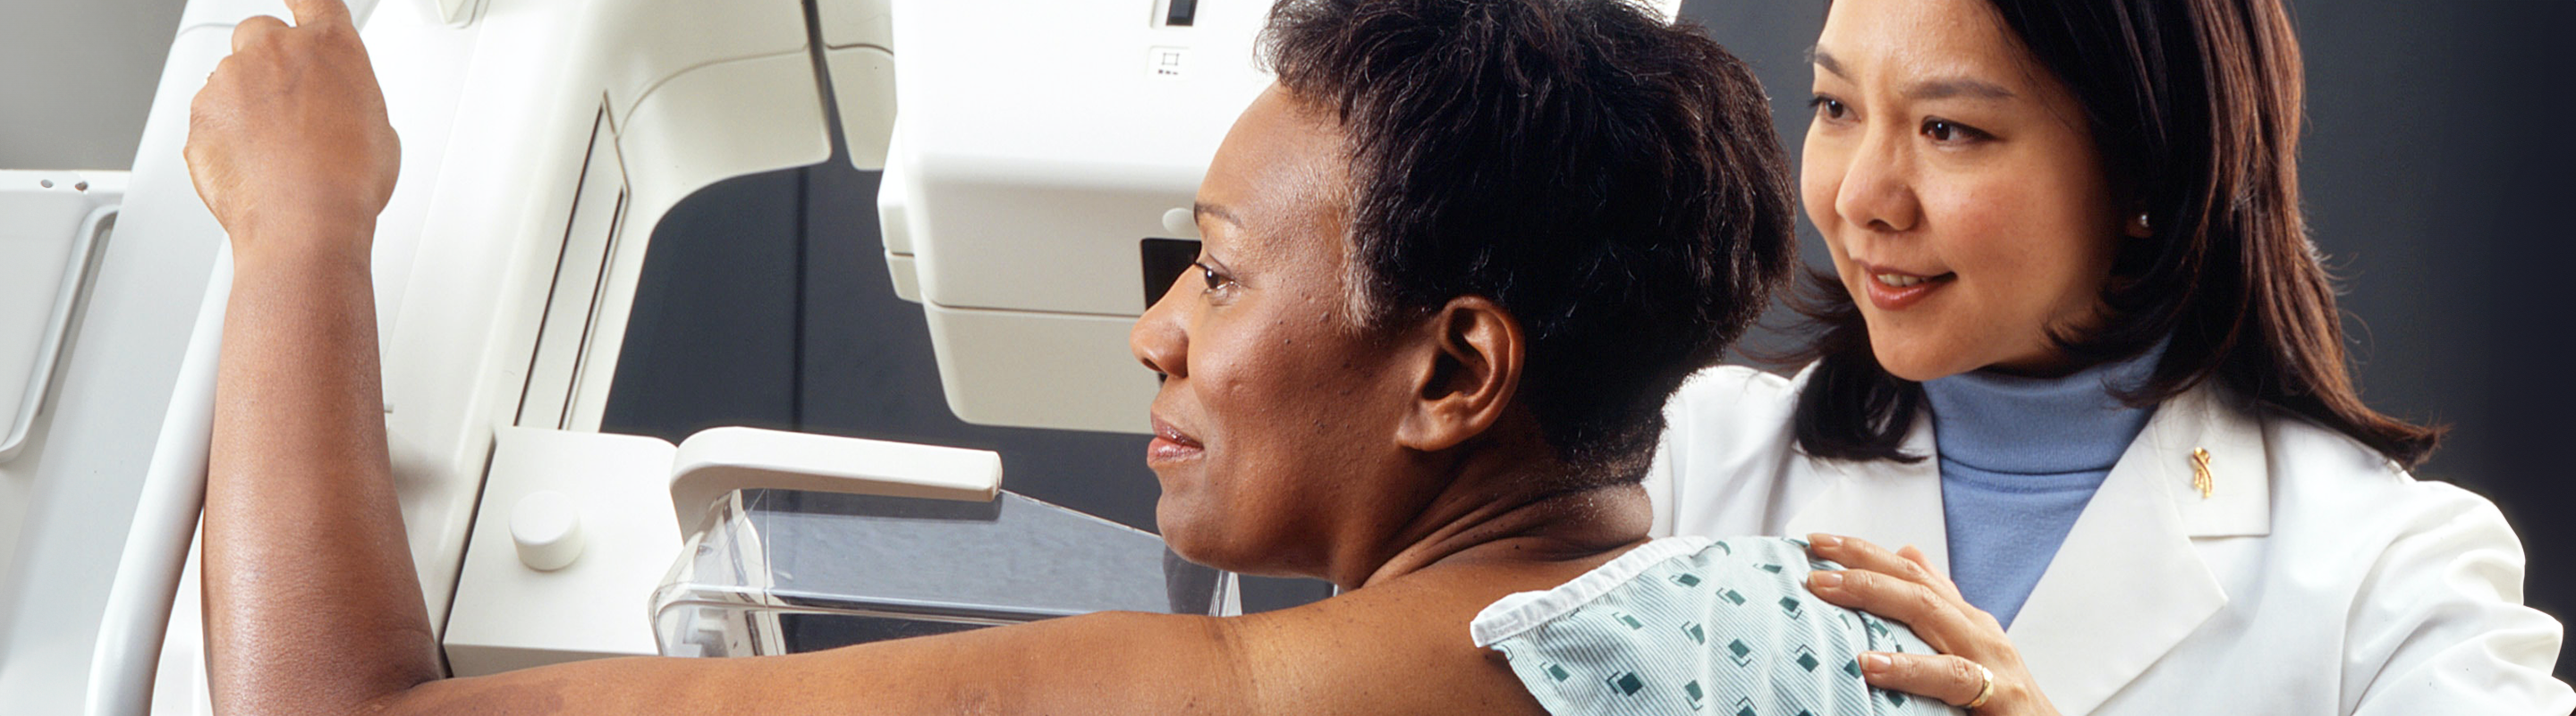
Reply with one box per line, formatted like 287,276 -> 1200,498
1645,364 -> 2576,715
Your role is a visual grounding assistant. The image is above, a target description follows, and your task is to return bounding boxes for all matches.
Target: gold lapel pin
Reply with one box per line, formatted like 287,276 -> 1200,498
2190,448 -> 2215,499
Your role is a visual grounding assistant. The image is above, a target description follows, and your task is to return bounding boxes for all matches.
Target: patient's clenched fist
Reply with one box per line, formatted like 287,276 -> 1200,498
185,0 -> 398,262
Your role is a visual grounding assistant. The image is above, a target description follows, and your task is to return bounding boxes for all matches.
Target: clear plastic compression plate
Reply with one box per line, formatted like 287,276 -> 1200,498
652,488 -> 1237,656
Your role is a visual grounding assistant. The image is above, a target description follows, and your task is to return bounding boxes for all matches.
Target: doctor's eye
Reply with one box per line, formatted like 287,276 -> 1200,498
1808,96 -> 1849,121
1921,118 -> 1992,145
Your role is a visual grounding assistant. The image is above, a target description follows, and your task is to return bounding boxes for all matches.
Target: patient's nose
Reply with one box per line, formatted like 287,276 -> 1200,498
1131,282 -> 1190,380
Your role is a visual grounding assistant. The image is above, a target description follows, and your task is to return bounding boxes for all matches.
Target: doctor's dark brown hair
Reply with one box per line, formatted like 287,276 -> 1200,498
1261,0 -> 1797,482
1790,0 -> 2445,467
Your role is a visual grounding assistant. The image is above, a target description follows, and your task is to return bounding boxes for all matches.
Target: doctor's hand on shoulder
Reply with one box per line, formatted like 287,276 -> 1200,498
185,0 -> 396,265
1807,534 -> 2062,716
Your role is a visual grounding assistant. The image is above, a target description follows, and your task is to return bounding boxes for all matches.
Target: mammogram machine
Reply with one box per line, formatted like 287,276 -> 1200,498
0,0 -> 1676,712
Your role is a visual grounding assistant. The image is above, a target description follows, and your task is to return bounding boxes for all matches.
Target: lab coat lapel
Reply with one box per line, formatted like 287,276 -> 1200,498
2157,385 -> 2271,539
2006,384 -> 2263,715
1784,414 -> 1952,575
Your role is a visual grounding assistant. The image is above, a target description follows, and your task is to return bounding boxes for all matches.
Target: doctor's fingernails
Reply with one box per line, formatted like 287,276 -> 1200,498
1860,653 -> 1893,673
1810,570 -> 1844,588
1807,533 -> 1842,548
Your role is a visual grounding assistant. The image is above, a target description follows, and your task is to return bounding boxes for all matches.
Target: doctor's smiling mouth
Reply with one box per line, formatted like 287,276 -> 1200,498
1853,259 -> 1958,312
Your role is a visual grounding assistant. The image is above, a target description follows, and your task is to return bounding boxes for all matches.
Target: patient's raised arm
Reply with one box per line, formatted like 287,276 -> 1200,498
191,0 -> 435,710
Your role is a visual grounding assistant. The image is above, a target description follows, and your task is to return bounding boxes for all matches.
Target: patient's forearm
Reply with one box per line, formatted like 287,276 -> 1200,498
204,228 -> 440,714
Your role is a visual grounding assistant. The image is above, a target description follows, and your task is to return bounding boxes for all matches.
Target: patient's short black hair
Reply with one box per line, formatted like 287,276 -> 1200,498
1262,0 -> 1796,481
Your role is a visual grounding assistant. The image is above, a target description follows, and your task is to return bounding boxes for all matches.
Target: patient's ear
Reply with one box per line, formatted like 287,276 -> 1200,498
1394,296 -> 1523,452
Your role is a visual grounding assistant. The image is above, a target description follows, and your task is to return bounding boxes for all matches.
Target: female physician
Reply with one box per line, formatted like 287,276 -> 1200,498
1647,0 -> 2575,713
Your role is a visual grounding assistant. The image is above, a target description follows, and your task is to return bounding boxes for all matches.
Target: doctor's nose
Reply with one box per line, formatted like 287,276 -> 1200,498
1829,132 -> 1921,235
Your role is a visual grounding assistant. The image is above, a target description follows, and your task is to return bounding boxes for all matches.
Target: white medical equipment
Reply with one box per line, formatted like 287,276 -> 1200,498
0,173 -> 118,466
0,0 -> 1677,712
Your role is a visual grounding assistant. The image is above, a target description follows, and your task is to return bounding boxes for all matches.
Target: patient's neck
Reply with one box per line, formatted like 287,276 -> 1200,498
1334,428 -> 1652,591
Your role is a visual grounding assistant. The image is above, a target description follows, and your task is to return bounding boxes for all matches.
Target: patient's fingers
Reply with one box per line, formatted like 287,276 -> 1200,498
188,0 -> 399,257
284,0 -> 355,29
233,15 -> 289,53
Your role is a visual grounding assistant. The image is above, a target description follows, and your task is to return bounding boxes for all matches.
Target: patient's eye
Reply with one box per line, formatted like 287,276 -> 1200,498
1193,260 -> 1236,295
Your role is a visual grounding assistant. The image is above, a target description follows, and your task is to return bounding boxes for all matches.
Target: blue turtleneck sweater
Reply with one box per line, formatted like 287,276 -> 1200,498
1921,346 -> 2162,629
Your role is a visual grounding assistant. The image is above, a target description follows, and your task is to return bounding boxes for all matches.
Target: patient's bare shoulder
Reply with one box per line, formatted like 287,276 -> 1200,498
746,560 -> 1567,715
373,558 -> 1595,715
1211,554 -> 1644,715
905,555 -> 1604,715
1211,581 -> 1528,713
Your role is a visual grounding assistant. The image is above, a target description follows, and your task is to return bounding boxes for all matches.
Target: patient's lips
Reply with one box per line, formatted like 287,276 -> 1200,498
1148,414 -> 1206,465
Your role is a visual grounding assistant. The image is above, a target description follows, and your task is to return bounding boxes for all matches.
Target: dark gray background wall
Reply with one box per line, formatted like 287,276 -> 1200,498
591,0 -> 2576,668
0,0 -> 183,170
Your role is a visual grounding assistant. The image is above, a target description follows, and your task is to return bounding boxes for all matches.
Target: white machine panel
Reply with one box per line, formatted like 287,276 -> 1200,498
0,16 -> 239,711
879,0 -> 1274,433
445,428 -> 680,677
885,0 -> 1269,316
446,426 -> 1005,675
0,173 -> 118,465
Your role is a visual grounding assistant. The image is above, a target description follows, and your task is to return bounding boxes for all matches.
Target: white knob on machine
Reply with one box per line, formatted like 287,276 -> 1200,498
510,490 -> 585,571
1162,207 -> 1199,239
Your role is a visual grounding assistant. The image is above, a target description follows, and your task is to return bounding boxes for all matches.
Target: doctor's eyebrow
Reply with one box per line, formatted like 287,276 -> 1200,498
1906,77 -> 2015,102
1193,201 -> 1245,229
1808,46 -> 1847,80
1807,46 -> 2016,102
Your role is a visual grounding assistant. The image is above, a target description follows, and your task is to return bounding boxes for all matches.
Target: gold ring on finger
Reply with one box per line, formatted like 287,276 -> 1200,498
1962,661 -> 1995,710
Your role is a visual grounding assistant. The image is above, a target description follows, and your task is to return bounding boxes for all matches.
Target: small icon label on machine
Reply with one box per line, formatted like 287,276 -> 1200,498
1149,46 -> 1191,80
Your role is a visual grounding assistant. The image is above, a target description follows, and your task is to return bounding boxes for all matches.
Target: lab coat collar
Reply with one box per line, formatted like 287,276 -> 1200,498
1783,410 -> 1952,573
1782,380 -> 2269,715
2007,382 -> 2265,714
2140,383 -> 2272,539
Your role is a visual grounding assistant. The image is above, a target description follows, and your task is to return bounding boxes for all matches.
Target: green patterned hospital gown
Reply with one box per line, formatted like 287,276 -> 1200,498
1470,536 -> 1962,716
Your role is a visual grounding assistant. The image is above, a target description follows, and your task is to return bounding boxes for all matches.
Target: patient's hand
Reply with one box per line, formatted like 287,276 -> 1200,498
185,0 -> 397,263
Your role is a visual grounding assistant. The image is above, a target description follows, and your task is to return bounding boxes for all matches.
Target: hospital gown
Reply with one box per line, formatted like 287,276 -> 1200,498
1472,536 -> 1962,716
